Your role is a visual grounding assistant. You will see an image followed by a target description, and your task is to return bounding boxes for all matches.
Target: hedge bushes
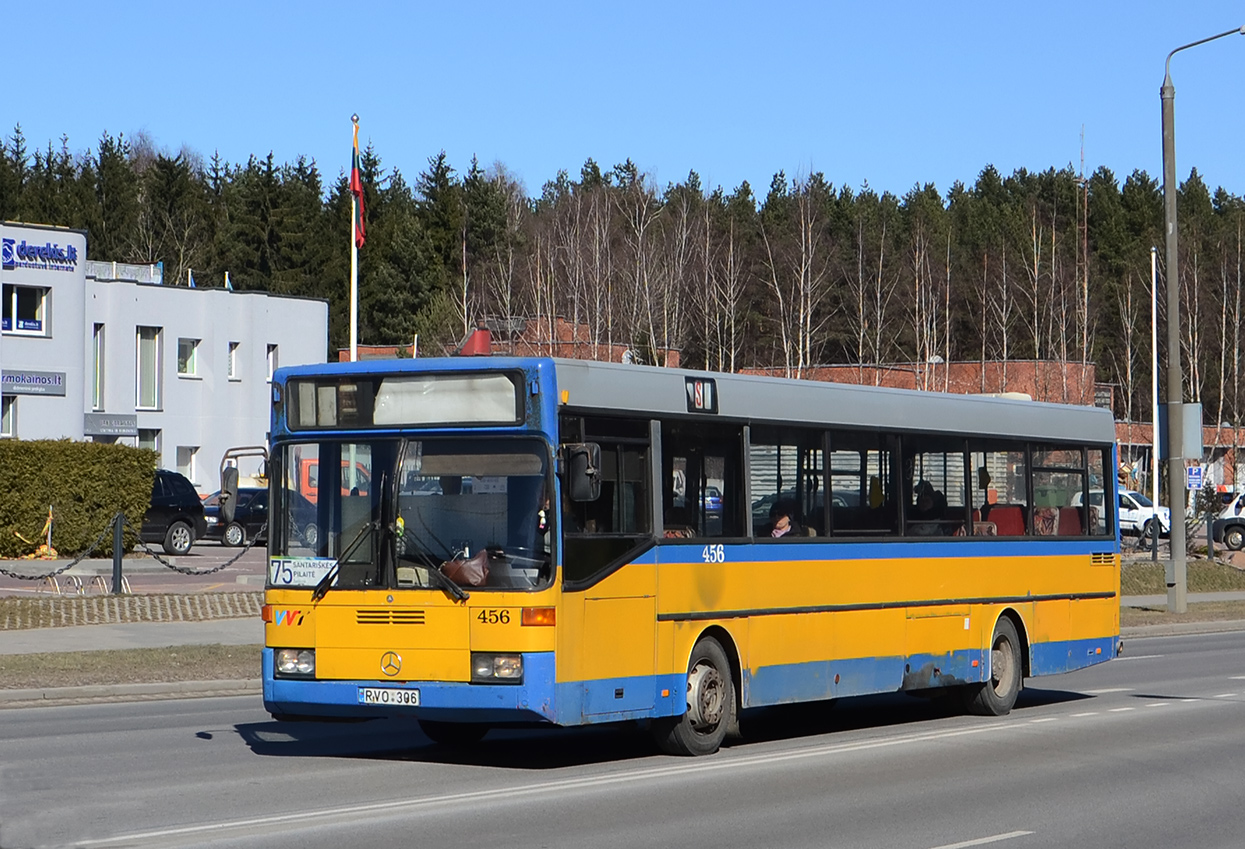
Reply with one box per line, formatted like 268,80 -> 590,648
0,440 -> 157,559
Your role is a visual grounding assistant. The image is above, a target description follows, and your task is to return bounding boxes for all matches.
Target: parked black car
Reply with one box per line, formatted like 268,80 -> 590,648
204,486 -> 319,548
140,469 -> 207,555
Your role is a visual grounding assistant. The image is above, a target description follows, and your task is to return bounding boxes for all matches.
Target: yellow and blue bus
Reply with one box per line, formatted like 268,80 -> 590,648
261,357 -> 1119,755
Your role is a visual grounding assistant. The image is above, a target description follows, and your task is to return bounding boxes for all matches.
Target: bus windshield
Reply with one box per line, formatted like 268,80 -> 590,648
273,437 -> 552,591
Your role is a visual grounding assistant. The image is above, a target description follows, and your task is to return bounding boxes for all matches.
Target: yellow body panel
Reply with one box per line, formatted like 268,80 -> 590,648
557,562 -> 656,684
269,549 -> 1118,694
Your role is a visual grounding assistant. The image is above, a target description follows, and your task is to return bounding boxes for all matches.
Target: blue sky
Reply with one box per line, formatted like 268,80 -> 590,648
8,1 -> 1245,199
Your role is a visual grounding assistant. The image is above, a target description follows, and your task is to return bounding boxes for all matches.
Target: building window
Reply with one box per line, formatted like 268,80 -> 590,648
139,428 -> 161,455
228,342 -> 240,380
137,326 -> 162,410
92,323 -> 105,410
176,445 -> 198,483
177,338 -> 200,377
1,396 -> 13,437
2,285 -> 49,335
267,344 -> 278,381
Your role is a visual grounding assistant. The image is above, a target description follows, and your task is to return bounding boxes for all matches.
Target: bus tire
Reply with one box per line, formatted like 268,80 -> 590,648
653,636 -> 734,756
419,719 -> 489,746
964,617 -> 1022,716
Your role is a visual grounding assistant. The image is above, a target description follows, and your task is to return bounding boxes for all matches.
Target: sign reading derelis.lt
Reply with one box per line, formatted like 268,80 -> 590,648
1,238 -> 79,272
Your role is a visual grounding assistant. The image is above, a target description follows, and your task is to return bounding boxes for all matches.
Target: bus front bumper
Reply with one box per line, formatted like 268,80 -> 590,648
262,648 -> 557,724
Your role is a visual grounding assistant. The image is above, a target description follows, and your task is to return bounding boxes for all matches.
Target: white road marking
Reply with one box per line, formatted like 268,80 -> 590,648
1084,687 -> 1132,694
1029,717 -> 1057,723
1229,676 -> 1245,680
928,831 -> 1035,849
1108,707 -> 1134,712
1213,693 -> 1239,698
87,723 -> 1018,846
1114,654 -> 1162,661
1070,712 -> 1099,717
1145,703 -> 1169,708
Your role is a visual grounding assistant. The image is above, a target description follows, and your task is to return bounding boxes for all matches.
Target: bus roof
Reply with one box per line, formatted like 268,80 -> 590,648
273,356 -> 1115,444
551,358 -> 1116,444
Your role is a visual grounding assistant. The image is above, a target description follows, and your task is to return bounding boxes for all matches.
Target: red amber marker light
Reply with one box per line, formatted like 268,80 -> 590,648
261,605 -> 274,623
521,607 -> 556,626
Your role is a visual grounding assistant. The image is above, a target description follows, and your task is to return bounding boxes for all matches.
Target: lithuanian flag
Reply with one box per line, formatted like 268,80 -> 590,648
351,122 -> 366,248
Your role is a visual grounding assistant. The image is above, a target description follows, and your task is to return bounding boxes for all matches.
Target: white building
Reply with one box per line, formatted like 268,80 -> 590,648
0,221 -> 328,493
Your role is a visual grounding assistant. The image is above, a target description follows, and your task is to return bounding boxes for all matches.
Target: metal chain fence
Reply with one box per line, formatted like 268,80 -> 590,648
119,516 -> 268,576
0,513 -> 268,584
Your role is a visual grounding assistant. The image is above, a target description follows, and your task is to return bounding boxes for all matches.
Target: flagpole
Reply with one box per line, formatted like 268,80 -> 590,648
350,113 -> 360,363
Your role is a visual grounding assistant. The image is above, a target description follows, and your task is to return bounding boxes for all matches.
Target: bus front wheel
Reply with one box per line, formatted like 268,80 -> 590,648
419,719 -> 489,746
653,637 -> 734,756
964,617 -> 1022,716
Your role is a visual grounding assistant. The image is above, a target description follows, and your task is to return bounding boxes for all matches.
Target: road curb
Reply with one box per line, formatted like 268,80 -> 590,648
1120,619 -> 1245,639
0,678 -> 261,708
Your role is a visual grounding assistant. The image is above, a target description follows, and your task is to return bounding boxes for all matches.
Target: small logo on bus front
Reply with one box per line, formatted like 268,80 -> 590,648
381,651 -> 402,676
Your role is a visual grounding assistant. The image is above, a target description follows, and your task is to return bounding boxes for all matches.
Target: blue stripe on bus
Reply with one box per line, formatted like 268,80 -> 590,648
1029,635 -> 1119,676
743,649 -> 988,705
553,674 -> 685,725
263,637 -> 1119,727
653,538 -> 1117,562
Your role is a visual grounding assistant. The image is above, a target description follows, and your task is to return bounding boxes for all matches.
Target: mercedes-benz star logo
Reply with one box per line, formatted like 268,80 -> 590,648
380,651 -> 402,677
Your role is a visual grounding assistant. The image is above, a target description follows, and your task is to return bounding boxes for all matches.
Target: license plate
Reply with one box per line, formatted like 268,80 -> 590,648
358,687 -> 420,706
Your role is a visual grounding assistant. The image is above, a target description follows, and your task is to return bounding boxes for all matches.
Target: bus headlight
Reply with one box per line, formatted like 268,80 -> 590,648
471,652 -> 523,683
276,648 -> 315,677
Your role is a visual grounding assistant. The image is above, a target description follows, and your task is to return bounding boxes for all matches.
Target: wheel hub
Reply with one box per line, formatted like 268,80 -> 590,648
686,661 -> 725,730
991,640 -> 1016,694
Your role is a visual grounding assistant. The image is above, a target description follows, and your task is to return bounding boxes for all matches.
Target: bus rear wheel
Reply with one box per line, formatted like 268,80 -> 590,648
964,617 -> 1022,716
419,719 -> 489,746
653,637 -> 734,756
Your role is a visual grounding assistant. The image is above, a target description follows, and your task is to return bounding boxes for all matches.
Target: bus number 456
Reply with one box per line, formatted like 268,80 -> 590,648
702,545 -> 726,563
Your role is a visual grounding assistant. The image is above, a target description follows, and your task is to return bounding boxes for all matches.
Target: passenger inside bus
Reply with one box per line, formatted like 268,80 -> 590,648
908,481 -> 947,536
764,502 -> 802,538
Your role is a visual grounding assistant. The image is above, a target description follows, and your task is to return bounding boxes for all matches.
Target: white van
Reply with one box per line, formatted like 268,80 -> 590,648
1073,489 -> 1170,539
1217,491 -> 1245,521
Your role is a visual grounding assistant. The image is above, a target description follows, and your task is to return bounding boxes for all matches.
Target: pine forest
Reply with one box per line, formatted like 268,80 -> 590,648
2,125 -> 1243,432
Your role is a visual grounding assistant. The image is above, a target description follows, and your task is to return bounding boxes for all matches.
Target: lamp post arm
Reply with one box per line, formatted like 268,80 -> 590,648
1165,26 -> 1245,78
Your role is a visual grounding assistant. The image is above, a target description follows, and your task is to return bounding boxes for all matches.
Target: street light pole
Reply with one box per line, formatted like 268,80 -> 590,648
1160,25 -> 1244,613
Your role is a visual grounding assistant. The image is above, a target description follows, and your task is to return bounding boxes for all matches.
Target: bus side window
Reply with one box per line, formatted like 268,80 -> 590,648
828,431 -> 899,536
749,425 -> 825,538
661,420 -> 744,539
560,415 -> 653,588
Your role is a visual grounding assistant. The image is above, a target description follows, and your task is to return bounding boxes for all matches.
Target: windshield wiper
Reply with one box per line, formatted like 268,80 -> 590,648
394,521 -> 469,601
311,521 -> 377,602
424,563 -> 470,602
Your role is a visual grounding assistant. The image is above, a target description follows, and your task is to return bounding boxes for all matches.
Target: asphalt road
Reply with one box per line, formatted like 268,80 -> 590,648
3,630 -> 1245,849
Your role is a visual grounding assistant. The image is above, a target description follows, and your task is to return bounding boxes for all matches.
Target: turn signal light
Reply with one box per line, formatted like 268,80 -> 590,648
522,607 -> 556,626
261,605 -> 274,623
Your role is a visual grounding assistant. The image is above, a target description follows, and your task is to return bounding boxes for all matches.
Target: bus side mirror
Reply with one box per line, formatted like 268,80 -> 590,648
221,466 -> 239,523
563,443 -> 601,502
